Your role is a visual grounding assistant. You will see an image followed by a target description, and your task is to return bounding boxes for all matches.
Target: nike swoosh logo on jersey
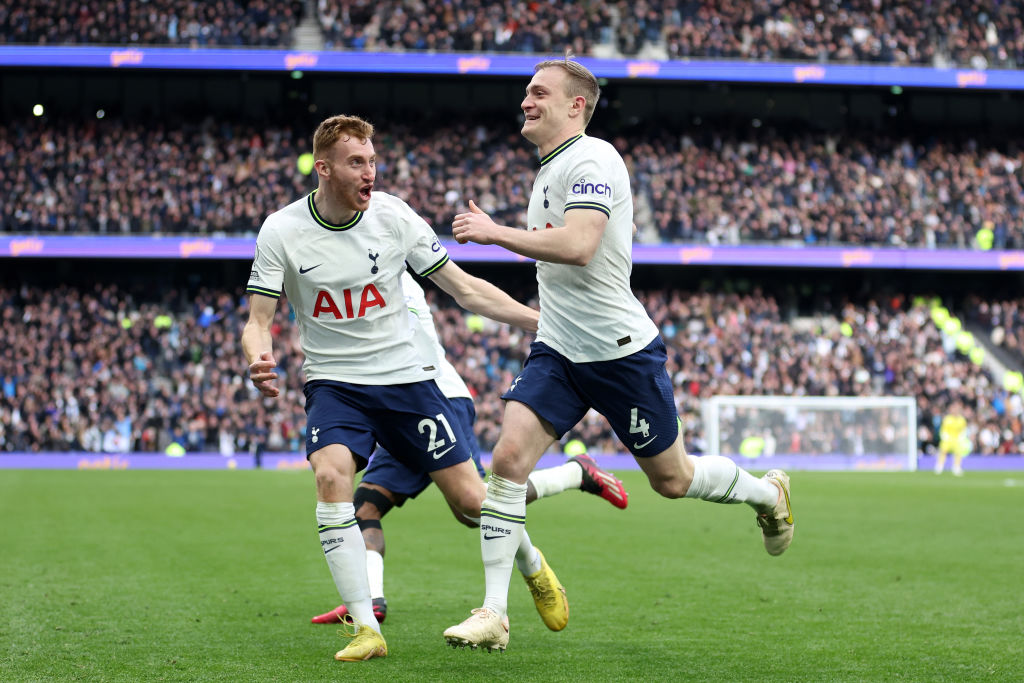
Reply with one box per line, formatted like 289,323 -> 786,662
433,444 -> 456,459
483,533 -> 506,540
633,436 -> 658,449
298,264 -> 322,274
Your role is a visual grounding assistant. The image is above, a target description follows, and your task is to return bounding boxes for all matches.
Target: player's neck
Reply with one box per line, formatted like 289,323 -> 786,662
314,187 -> 359,225
535,126 -> 585,160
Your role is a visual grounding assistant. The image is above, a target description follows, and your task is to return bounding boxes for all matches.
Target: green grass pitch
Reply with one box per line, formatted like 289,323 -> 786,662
1,468 -> 1022,681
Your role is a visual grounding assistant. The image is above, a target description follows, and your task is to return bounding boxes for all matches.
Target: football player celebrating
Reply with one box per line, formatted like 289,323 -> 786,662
244,115 -> 565,662
445,58 -> 794,651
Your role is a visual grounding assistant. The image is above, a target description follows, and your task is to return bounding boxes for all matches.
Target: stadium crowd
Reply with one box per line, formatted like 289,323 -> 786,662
318,0 -> 607,56
2,1 -> 1023,68
2,282 -> 1020,459
3,117 -> 1024,249
657,0 -> 1024,68
0,1 -> 301,47
966,295 -> 1024,367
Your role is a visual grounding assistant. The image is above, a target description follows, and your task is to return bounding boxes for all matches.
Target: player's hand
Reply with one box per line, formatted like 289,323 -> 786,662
248,351 -> 280,398
452,199 -> 498,245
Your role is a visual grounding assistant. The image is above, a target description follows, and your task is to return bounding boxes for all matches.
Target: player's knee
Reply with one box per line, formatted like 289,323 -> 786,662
313,466 -> 350,497
451,508 -> 479,529
491,441 -> 533,481
649,473 -> 689,499
450,486 -> 485,519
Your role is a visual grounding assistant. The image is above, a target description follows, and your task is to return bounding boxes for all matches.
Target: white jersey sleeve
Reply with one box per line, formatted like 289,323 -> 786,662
247,212 -> 288,300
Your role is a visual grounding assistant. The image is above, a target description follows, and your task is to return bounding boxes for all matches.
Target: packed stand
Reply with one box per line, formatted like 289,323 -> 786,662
318,0 -> 1022,67
317,0 -> 608,54
965,295 -> 1024,367
0,118 -> 310,234
0,283 -> 307,455
5,116 -> 1024,249
3,0 -> 1024,69
0,1 -> 300,47
657,0 -> 939,64
627,129 -> 1024,248
2,283 -> 1021,458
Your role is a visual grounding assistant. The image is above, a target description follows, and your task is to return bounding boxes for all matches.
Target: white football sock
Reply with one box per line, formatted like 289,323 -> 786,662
316,501 -> 379,632
527,462 -> 584,499
685,455 -> 777,509
480,474 -> 527,618
515,529 -> 543,576
365,550 -> 385,600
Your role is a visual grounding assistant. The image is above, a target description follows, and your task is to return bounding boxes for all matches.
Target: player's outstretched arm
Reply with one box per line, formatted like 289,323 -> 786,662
241,293 -> 281,398
427,261 -> 539,333
452,200 -> 606,266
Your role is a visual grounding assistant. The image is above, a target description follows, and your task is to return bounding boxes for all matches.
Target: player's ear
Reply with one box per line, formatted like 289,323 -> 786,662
314,159 -> 330,177
571,96 -> 585,117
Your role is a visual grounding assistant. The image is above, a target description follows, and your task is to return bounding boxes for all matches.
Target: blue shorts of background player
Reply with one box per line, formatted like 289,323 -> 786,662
502,337 -> 680,457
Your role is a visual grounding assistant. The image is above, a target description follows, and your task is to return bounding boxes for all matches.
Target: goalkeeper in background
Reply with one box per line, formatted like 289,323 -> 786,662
934,401 -> 970,476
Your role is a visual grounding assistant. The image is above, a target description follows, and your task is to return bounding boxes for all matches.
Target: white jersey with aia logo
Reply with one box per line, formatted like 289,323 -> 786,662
247,190 -> 450,385
527,134 -> 658,362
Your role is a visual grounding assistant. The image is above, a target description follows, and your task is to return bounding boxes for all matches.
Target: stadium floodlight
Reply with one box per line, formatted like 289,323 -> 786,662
702,395 -> 918,471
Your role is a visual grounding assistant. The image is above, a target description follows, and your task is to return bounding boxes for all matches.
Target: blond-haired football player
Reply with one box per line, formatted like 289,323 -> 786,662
445,59 -> 794,651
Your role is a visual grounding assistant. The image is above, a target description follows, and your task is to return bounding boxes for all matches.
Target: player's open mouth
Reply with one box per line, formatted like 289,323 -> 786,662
359,185 -> 372,200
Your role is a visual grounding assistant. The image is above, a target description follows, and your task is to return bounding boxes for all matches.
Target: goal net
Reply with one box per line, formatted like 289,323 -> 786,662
702,396 -> 918,471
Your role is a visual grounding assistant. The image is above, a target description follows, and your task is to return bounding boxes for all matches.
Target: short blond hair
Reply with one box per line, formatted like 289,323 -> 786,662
534,58 -> 600,125
313,115 -> 375,159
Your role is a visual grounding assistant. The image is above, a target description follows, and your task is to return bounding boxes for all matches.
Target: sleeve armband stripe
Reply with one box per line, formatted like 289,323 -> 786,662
246,286 -> 281,299
565,202 -> 611,217
418,254 -> 450,277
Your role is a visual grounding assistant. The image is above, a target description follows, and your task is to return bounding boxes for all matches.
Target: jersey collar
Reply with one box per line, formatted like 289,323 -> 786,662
539,134 -> 583,167
307,190 -> 363,231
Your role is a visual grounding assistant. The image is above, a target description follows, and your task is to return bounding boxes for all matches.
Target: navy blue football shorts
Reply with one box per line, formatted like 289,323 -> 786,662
303,379 -> 474,473
361,396 -> 485,499
501,337 -> 679,457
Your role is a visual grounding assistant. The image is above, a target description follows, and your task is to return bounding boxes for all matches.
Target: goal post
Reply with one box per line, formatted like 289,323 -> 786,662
702,396 -> 918,471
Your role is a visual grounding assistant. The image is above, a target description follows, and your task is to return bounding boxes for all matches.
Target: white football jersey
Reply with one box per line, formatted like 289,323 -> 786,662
247,190 -> 450,384
400,271 -> 472,400
527,134 -> 658,362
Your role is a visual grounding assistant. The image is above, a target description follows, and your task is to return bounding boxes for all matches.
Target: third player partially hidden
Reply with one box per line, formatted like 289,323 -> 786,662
444,57 -> 795,652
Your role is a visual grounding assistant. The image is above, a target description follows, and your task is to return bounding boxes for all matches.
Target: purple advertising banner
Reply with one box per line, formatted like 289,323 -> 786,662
3,452 -> 1023,472
3,235 -> 1024,271
0,45 -> 1020,91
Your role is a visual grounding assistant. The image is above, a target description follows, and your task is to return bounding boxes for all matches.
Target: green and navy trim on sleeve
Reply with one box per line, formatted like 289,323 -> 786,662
480,507 -> 526,526
564,200 -> 611,217
416,254 -> 450,277
246,285 -> 282,299
307,190 -> 364,231
539,134 -> 583,167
